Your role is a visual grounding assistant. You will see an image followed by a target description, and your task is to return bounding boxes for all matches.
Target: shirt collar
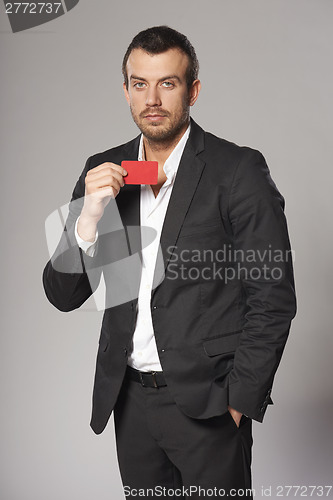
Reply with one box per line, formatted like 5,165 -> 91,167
138,123 -> 191,182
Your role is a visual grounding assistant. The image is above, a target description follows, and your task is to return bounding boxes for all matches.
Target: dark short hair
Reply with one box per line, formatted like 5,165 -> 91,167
122,26 -> 199,90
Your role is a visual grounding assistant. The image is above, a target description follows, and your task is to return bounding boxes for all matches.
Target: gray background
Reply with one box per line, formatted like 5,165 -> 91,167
1,0 -> 332,499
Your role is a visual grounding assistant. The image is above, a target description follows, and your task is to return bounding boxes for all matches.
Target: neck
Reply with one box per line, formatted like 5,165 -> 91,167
143,120 -> 189,164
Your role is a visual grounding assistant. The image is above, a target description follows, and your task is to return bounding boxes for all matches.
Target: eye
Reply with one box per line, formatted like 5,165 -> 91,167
161,81 -> 174,88
133,82 -> 146,89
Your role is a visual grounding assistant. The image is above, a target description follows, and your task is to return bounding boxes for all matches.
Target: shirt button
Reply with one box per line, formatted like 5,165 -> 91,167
138,351 -> 142,357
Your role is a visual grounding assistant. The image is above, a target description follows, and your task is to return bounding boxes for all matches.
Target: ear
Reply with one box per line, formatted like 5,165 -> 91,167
188,79 -> 201,107
123,82 -> 130,105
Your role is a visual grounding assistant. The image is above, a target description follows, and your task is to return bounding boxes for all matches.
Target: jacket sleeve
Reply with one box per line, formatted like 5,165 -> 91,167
227,149 -> 297,422
42,157 -> 102,312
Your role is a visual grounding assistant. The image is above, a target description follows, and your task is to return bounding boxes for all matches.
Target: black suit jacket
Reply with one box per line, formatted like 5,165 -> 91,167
43,118 -> 296,434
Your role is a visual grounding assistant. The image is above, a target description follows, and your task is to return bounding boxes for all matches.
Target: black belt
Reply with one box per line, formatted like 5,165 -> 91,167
126,365 -> 167,388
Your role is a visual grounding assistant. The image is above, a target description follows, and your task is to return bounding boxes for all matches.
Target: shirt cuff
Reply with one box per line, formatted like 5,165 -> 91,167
74,217 -> 98,257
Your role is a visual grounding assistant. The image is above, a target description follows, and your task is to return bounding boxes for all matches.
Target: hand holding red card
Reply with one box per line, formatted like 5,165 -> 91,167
121,161 -> 158,185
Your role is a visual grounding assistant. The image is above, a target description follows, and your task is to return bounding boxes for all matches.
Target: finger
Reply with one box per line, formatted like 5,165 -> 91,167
108,178 -> 123,195
100,178 -> 122,196
86,174 -> 121,192
87,162 -> 127,177
92,186 -> 114,199
111,169 -> 126,187
86,168 -> 126,186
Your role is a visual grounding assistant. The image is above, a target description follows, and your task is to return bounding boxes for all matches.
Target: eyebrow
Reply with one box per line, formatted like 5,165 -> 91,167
130,75 -> 182,83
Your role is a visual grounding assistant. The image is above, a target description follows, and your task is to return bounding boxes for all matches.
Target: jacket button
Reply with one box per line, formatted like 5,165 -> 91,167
153,306 -> 158,310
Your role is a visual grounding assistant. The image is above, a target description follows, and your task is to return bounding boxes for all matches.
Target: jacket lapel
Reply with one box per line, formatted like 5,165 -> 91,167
152,119 -> 206,292
115,136 -> 142,256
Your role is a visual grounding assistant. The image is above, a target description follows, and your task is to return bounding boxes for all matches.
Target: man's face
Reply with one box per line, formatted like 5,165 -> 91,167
123,48 -> 200,143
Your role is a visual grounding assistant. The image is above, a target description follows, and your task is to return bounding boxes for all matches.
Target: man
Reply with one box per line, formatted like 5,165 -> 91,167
43,26 -> 296,499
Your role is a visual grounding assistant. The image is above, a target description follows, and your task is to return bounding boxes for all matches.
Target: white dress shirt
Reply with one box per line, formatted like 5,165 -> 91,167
75,125 -> 190,371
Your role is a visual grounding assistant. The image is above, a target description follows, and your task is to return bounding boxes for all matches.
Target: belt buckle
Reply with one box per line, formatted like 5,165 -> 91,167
138,370 -> 159,388
139,371 -> 145,387
151,371 -> 158,389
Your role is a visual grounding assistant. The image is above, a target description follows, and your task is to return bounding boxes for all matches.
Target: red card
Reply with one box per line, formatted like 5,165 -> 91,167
121,161 -> 158,185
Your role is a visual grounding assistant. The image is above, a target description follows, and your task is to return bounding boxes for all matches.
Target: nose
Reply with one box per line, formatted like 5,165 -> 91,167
145,86 -> 162,107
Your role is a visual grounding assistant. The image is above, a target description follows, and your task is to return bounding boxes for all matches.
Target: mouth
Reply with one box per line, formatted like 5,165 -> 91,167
144,114 -> 167,121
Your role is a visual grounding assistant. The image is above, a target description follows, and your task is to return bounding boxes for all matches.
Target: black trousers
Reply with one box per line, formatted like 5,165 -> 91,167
113,368 -> 253,500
